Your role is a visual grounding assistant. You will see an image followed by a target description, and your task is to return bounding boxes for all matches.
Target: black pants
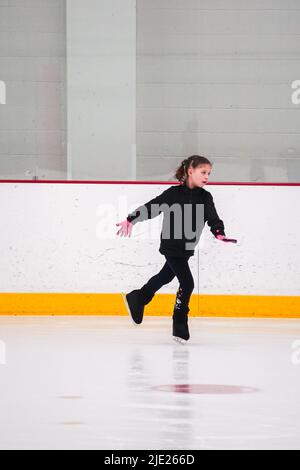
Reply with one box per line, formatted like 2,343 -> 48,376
139,256 -> 195,321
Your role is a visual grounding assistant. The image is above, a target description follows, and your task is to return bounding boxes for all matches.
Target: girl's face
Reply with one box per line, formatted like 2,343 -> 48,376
187,164 -> 212,188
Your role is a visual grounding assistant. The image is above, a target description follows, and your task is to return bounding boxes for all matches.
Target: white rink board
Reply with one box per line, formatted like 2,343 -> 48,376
0,183 -> 299,295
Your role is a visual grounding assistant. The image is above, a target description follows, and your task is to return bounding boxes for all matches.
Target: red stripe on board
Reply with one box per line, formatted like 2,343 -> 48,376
0,180 -> 300,187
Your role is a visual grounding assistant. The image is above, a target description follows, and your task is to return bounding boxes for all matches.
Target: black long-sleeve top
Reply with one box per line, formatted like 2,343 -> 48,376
127,183 -> 225,258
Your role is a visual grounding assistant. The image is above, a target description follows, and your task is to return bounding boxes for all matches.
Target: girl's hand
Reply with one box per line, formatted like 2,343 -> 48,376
216,234 -> 238,244
116,219 -> 133,238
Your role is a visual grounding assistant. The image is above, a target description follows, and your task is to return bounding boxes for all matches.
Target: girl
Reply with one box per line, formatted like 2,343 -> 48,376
116,155 -> 237,344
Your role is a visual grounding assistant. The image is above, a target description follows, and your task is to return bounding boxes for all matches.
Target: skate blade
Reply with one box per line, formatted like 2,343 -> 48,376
122,292 -> 139,327
173,336 -> 187,345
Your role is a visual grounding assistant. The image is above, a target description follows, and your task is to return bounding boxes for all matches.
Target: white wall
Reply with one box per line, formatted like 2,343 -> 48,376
0,182 -> 299,295
2,0 -> 300,182
0,0 -> 137,182
0,0 -> 67,180
137,0 -> 300,182
66,0 -> 136,180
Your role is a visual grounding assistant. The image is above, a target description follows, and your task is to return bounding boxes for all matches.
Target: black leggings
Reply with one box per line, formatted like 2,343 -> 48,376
139,256 -> 195,320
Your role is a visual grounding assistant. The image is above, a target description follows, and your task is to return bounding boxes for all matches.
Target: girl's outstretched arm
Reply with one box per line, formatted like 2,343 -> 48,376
116,186 -> 173,238
204,192 -> 237,243
204,192 -> 226,238
126,187 -> 173,225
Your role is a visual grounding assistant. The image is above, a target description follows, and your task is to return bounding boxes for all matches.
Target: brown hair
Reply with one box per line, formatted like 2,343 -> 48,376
175,155 -> 212,184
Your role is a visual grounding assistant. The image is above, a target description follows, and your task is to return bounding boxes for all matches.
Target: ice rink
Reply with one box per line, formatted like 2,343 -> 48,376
0,316 -> 300,450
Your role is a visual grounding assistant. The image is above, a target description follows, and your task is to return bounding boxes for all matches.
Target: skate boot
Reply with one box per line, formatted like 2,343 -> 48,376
172,287 -> 190,343
122,290 -> 145,325
172,316 -> 190,344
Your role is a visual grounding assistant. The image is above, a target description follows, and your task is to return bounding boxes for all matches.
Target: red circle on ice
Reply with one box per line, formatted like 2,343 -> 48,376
152,384 -> 259,395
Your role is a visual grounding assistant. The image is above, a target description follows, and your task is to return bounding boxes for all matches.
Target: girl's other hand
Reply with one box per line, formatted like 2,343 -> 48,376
216,234 -> 238,244
116,220 -> 133,238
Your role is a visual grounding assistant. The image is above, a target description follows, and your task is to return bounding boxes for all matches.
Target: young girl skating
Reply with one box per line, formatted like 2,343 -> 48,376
117,155 -> 237,343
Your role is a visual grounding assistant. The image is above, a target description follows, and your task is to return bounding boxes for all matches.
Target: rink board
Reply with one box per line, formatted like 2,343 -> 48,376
0,293 -> 299,317
0,182 -> 300,318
